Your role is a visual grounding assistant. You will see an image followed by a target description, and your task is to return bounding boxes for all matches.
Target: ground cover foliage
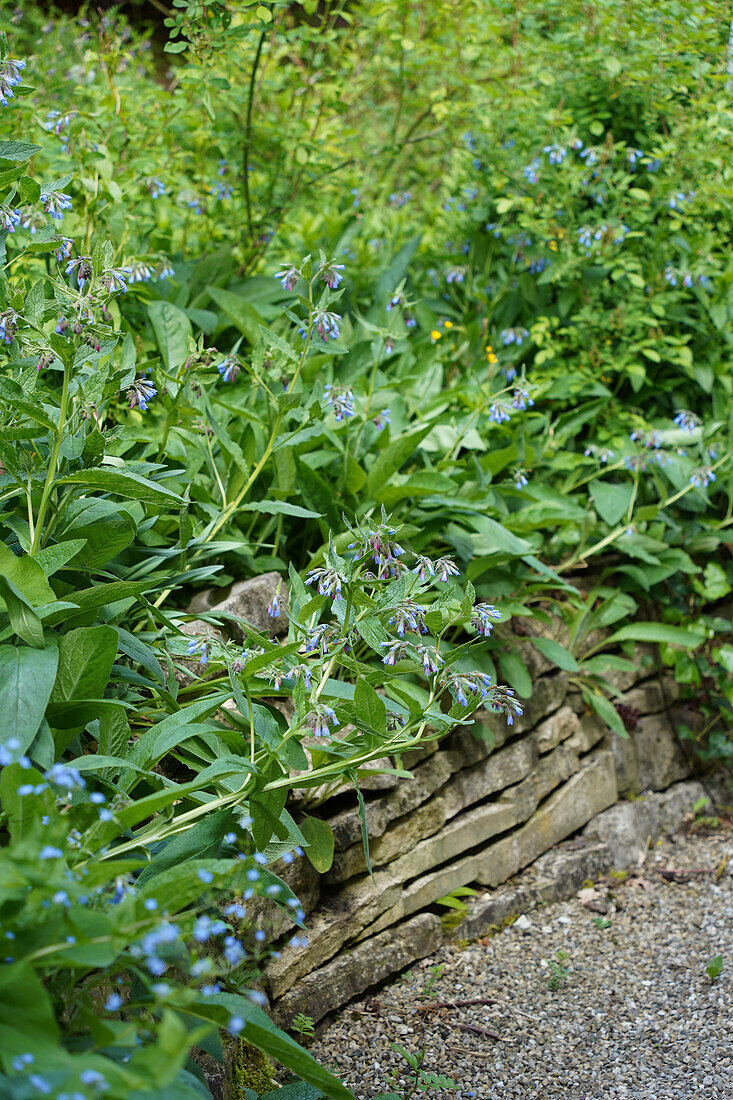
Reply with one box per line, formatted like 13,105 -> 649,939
0,0 -> 731,1095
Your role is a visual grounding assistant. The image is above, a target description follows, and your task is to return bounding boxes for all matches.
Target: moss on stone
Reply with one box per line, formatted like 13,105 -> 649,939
227,1039 -> 278,1098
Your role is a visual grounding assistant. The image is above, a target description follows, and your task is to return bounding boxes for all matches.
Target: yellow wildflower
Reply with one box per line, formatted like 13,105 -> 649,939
430,330 -> 442,342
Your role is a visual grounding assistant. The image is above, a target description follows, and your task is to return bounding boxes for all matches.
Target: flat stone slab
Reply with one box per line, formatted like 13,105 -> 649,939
273,913 -> 443,1026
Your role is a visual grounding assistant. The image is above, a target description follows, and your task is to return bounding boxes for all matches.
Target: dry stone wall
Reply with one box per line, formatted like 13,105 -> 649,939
260,650 -> 700,1028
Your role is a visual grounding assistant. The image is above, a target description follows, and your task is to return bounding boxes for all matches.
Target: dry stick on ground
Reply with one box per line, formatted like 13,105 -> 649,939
416,997 -> 535,1022
445,1021 -> 504,1042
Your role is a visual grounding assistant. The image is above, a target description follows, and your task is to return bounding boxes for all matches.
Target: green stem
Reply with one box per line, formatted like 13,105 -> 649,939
31,357 -> 71,555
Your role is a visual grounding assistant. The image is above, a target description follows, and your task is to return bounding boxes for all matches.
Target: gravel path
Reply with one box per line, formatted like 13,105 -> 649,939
311,824 -> 733,1100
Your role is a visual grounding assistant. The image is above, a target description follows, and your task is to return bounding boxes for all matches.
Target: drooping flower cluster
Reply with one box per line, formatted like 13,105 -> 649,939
0,56 -> 24,106
126,377 -> 158,412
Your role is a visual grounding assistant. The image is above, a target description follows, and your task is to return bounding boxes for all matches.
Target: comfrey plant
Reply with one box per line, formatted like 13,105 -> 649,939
177,512 -> 521,846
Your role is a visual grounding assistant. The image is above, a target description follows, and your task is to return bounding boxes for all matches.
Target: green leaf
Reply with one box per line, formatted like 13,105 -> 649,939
137,809 -> 234,884
530,636 -> 579,672
582,688 -> 627,738
0,575 -> 44,647
0,963 -> 60,1057
0,645 -> 59,750
117,627 -> 165,684
589,480 -> 634,526
0,140 -> 42,161
300,815 -> 335,873
706,955 -> 723,981
239,500 -> 322,519
605,622 -> 704,649
148,299 -> 193,370
206,285 -> 265,343
32,539 -> 88,576
497,650 -> 532,697
367,424 -> 434,497
0,543 -> 56,606
352,677 -> 387,734
0,377 -> 56,430
55,468 -> 184,507
51,625 -> 118,701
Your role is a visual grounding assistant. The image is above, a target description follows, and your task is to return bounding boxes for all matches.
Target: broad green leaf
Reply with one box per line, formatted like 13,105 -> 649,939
117,627 -> 165,684
148,299 -> 193,369
52,625 -> 118,701
0,543 -> 56,606
352,677 -> 387,734
0,140 -> 42,160
0,644 -> 59,750
589,480 -> 634,526
497,650 -> 532,697
32,539 -> 88,576
206,285 -> 265,343
301,815 -> 335,872
0,575 -> 44,647
56,468 -> 183,507
137,809 -> 234,884
366,424 -> 435,497
530,636 -> 579,672
0,963 -> 60,1057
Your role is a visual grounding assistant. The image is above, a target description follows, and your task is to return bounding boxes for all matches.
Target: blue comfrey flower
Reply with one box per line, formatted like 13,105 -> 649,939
523,159 -> 540,184
267,591 -> 283,617
415,644 -> 444,677
0,58 -> 25,106
186,637 -> 209,665
511,387 -> 534,411
126,377 -> 158,412
579,147 -> 598,165
664,265 -> 677,286
128,260 -> 155,284
45,763 -> 86,792
193,915 -> 226,942
513,469 -> 529,489
543,144 -> 566,165
689,466 -> 715,488
105,993 -> 123,1011
373,408 -> 391,431
433,557 -> 460,582
673,410 -> 700,433
0,207 -> 21,233
228,1016 -> 245,1035
211,180 -> 233,201
668,191 -> 688,209
0,308 -> 18,343
388,190 -> 411,207
275,265 -> 300,291
302,623 -> 337,656
388,600 -> 428,637
488,401 -> 512,425
323,384 -> 355,420
569,137 -> 583,151
156,262 -> 175,280
412,554 -> 435,582
307,703 -> 338,739
217,356 -> 240,383
186,198 -> 204,215
485,222 -> 502,238
313,310 -> 342,341
471,603 -> 502,637
319,261 -> 345,289
65,255 -> 93,288
500,327 -> 529,346
627,148 -> 643,167
40,188 -> 73,220
100,266 -> 133,294
146,177 -> 166,199
577,226 -> 593,249
446,266 -> 466,284
202,983 -> 221,997
584,445 -> 614,463
444,672 -> 491,708
12,1054 -> 34,1071
197,868 -> 214,884
306,566 -> 343,601
489,685 -> 524,725
382,640 -> 407,666
54,237 -> 74,263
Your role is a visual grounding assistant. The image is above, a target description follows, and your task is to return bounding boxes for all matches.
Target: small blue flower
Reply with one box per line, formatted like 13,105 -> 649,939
126,377 -> 157,412
308,703 -> 338,738
228,1015 -> 245,1035
12,1054 -> 34,1071
323,384 -> 355,420
40,188 -> 73,220
275,265 -> 300,291
471,603 -> 502,637
689,466 -> 715,488
217,356 -> 240,383
28,1075 -> 51,1094
488,401 -> 512,425
105,993 -> 123,1011
147,177 -> 166,199
197,868 -> 214,884
319,261 -> 345,289
39,845 -> 64,860
80,1069 -> 107,1088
